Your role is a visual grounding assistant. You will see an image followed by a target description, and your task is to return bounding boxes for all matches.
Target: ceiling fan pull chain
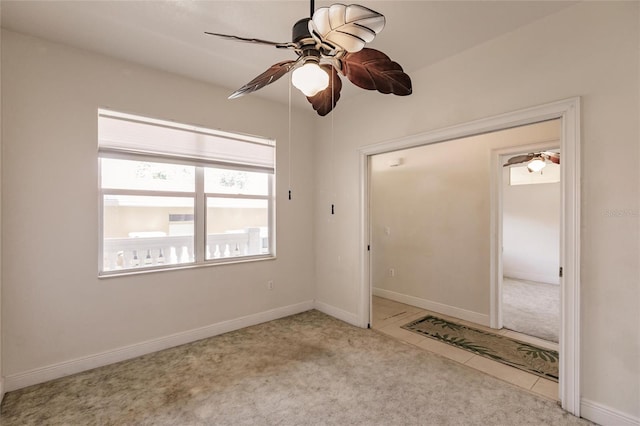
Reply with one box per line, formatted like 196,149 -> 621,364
288,73 -> 293,201
330,68 -> 336,215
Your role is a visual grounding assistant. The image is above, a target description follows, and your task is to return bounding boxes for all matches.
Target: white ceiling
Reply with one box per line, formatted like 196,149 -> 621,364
1,1 -> 574,109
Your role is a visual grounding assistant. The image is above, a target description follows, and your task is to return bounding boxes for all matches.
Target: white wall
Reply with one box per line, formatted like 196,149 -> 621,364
0,17 -> 4,403
503,163 -> 561,285
1,30 -> 316,388
370,121 -> 560,324
314,2 -> 639,422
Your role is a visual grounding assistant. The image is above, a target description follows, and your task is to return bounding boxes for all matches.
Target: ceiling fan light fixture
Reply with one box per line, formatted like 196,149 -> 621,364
291,59 -> 329,97
206,1 -> 412,115
527,158 -> 546,173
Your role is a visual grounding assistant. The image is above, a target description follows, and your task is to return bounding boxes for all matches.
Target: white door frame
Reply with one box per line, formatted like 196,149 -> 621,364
358,97 -> 580,415
490,138 -> 561,330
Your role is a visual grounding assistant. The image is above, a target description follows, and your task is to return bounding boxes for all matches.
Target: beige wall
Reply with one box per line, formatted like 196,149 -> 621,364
103,207 -> 266,237
314,2 -> 639,419
2,2 -> 639,421
1,30 -> 316,379
104,206 -> 193,237
503,162 -> 561,285
0,20 -> 4,402
370,121 -> 560,320
205,208 -> 267,234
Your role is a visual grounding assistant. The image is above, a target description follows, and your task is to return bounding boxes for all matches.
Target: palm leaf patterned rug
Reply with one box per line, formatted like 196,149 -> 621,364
402,315 -> 558,381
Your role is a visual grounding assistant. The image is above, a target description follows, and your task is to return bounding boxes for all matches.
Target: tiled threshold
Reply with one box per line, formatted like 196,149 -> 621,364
372,296 -> 559,401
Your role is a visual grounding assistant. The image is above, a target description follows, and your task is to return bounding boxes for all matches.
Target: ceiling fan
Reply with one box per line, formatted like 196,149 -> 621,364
503,151 -> 560,173
205,1 -> 412,116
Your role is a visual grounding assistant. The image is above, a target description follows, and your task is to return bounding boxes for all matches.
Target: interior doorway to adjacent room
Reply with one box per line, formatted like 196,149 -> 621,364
359,98 -> 580,415
366,119 -> 563,401
367,120 -> 562,340
501,143 -> 561,345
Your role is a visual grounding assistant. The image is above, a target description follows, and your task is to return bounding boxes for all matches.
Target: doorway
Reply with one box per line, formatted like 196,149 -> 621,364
501,142 -> 561,345
358,98 -> 580,415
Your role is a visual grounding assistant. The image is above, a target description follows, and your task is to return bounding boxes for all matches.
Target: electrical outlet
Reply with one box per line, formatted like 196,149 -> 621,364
389,268 -> 395,277
267,280 -> 274,290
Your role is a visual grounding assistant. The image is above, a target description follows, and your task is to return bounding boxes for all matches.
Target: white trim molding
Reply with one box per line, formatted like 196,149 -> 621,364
489,137 -> 562,330
373,288 -> 490,326
5,300 -> 314,392
359,97 -> 581,416
581,399 -> 640,426
502,270 -> 560,286
314,300 -> 361,327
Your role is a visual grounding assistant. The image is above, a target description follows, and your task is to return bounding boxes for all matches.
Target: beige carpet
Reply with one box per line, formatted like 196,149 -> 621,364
503,277 -> 560,342
1,310 -> 589,425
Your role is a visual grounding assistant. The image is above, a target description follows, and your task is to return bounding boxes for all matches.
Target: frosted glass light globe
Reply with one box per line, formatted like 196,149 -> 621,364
292,62 -> 329,97
527,158 -> 546,173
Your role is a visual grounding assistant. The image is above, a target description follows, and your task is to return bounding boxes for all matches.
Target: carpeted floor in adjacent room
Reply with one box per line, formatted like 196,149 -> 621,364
503,277 -> 560,343
0,310 -> 589,425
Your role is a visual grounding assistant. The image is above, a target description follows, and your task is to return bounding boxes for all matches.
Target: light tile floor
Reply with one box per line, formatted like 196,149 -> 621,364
372,296 -> 560,401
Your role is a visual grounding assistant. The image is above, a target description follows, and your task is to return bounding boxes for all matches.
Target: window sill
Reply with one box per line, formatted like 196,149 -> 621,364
98,254 -> 276,279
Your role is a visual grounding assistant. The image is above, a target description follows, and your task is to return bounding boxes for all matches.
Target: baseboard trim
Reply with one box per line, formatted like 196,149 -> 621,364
314,300 -> 360,327
0,377 -> 5,404
581,398 -> 639,426
5,300 -> 314,392
503,271 -> 559,285
373,288 -> 490,327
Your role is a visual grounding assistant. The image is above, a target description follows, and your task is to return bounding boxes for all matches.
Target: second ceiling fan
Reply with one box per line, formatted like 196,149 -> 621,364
503,151 -> 560,173
206,1 -> 412,116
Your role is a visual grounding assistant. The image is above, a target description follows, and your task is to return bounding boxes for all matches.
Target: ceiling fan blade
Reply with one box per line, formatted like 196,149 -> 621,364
341,48 -> 412,95
543,151 -> 561,164
204,32 -> 298,49
229,60 -> 298,99
306,65 -> 342,116
309,4 -> 385,53
503,154 -> 535,167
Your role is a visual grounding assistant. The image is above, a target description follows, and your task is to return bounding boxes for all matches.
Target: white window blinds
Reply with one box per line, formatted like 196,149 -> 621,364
98,109 -> 275,172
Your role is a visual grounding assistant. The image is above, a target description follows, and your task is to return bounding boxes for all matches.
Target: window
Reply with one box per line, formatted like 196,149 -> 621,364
98,110 -> 275,275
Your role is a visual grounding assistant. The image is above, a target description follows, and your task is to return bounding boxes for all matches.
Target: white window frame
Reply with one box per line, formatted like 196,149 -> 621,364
98,111 -> 275,277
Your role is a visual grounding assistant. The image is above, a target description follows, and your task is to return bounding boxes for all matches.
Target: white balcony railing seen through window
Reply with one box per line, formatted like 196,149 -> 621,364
102,227 -> 265,272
